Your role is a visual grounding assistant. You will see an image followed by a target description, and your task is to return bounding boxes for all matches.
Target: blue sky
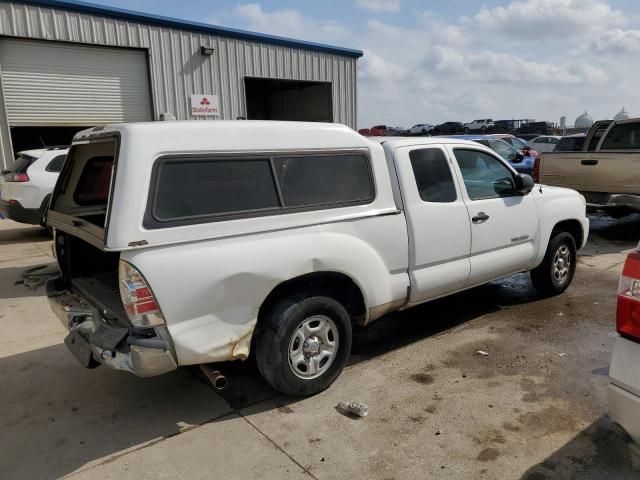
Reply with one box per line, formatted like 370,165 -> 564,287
87,0 -> 640,127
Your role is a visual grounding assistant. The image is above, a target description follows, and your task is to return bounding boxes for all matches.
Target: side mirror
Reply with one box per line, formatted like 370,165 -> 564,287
514,173 -> 534,195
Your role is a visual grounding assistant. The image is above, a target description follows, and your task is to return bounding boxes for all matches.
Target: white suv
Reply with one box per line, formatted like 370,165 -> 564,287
408,124 -> 434,136
0,147 -> 68,225
465,119 -> 495,132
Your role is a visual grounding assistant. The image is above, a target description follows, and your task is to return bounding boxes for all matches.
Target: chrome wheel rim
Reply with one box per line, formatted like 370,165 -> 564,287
552,244 -> 571,284
288,315 -> 339,379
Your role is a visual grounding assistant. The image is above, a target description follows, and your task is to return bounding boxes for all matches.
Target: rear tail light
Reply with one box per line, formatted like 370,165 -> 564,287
3,172 -> 29,182
118,260 -> 165,328
533,157 -> 540,182
617,252 -> 640,343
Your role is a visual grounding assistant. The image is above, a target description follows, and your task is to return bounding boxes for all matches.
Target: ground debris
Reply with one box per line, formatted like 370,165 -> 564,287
337,401 -> 368,418
477,350 -> 489,356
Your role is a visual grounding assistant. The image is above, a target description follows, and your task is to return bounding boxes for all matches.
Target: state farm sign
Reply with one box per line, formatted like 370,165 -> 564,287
190,94 -> 220,116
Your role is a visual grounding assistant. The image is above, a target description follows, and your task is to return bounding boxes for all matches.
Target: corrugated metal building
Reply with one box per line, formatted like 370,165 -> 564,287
0,0 -> 362,168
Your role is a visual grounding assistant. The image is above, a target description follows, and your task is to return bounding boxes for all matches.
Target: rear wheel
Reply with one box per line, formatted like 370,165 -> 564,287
531,231 -> 577,296
255,295 -> 352,397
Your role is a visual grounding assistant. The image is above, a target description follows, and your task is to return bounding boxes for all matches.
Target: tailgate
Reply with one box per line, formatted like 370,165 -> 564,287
539,152 -> 640,194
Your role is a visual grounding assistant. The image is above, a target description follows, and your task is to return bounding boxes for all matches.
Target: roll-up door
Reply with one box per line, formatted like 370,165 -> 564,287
0,38 -> 152,126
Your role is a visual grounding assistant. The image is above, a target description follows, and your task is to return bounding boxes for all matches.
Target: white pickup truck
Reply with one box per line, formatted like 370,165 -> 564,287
46,121 -> 588,397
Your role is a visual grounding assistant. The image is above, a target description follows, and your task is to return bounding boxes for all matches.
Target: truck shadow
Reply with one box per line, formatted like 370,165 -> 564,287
0,344 -> 235,480
0,273 -> 542,480
585,212 -> 640,255
519,415 -> 639,479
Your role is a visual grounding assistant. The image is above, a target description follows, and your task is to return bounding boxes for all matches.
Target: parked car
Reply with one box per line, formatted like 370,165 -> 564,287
490,134 -> 540,161
465,119 -> 495,132
529,135 -> 561,153
46,121 -> 588,397
553,133 -> 587,152
357,128 -> 371,137
518,121 -> 555,135
494,120 -> 518,133
518,134 -> 541,142
540,118 -> 640,216
443,135 -> 536,177
609,246 -> 640,452
369,125 -> 387,136
0,146 -> 68,225
408,124 -> 434,136
385,126 -> 407,136
433,122 -> 467,135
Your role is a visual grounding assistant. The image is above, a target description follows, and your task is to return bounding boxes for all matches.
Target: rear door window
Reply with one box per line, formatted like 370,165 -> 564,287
600,123 -> 640,150
45,154 -> 67,172
409,148 -> 457,203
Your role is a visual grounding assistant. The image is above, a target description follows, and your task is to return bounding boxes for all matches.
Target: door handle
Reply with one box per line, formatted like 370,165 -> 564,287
581,159 -> 598,166
472,212 -> 490,224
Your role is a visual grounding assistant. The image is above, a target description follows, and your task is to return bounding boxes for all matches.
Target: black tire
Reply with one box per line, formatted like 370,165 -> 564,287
254,295 -> 352,397
421,129 -> 427,135
531,231 -> 577,296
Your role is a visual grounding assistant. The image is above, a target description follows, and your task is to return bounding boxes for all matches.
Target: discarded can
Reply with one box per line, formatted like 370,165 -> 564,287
338,401 -> 369,417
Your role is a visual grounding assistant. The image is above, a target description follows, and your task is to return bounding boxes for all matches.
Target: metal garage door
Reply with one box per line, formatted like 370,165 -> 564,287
0,39 -> 152,126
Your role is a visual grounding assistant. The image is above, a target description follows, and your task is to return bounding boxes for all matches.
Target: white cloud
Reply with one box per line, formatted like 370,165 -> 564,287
214,1 -> 637,126
422,47 -> 607,85
233,3 -> 347,41
469,0 -> 625,38
591,28 -> 640,54
355,0 -> 400,13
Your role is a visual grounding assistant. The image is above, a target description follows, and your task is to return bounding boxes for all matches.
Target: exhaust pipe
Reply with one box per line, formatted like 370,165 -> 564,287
199,364 -> 228,391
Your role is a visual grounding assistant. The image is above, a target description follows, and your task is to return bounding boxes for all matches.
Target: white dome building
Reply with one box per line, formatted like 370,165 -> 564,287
575,110 -> 594,129
614,107 -> 631,121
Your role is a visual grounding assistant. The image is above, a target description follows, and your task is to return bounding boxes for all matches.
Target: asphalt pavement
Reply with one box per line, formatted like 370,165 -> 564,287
1,215 -> 639,480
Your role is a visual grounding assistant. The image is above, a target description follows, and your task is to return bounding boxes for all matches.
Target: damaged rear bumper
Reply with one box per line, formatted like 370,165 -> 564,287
47,277 -> 177,377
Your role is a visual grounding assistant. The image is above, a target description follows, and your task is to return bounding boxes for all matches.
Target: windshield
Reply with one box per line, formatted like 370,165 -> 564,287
489,139 -> 517,160
511,138 -> 528,150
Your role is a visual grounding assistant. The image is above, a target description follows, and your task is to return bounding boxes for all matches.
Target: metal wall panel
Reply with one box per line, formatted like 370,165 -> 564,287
0,2 -> 358,166
0,1 -> 356,124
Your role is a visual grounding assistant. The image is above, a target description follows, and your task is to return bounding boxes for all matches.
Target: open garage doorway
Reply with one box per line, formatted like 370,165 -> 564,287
245,78 -> 333,122
10,126 -> 88,156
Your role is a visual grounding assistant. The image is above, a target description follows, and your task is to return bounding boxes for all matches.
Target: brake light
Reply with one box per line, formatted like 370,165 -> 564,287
118,260 -> 165,328
617,252 -> 640,343
533,157 -> 540,182
3,172 -> 29,182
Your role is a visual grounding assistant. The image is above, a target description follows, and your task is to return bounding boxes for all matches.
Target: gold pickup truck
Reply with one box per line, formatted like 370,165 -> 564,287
539,118 -> 640,217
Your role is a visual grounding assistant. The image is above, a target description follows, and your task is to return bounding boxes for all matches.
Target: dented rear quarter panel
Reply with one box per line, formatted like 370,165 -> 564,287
123,215 -> 409,365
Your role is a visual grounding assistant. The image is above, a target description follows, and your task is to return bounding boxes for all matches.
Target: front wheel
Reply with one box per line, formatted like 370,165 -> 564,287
255,296 -> 352,397
531,232 -> 577,296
